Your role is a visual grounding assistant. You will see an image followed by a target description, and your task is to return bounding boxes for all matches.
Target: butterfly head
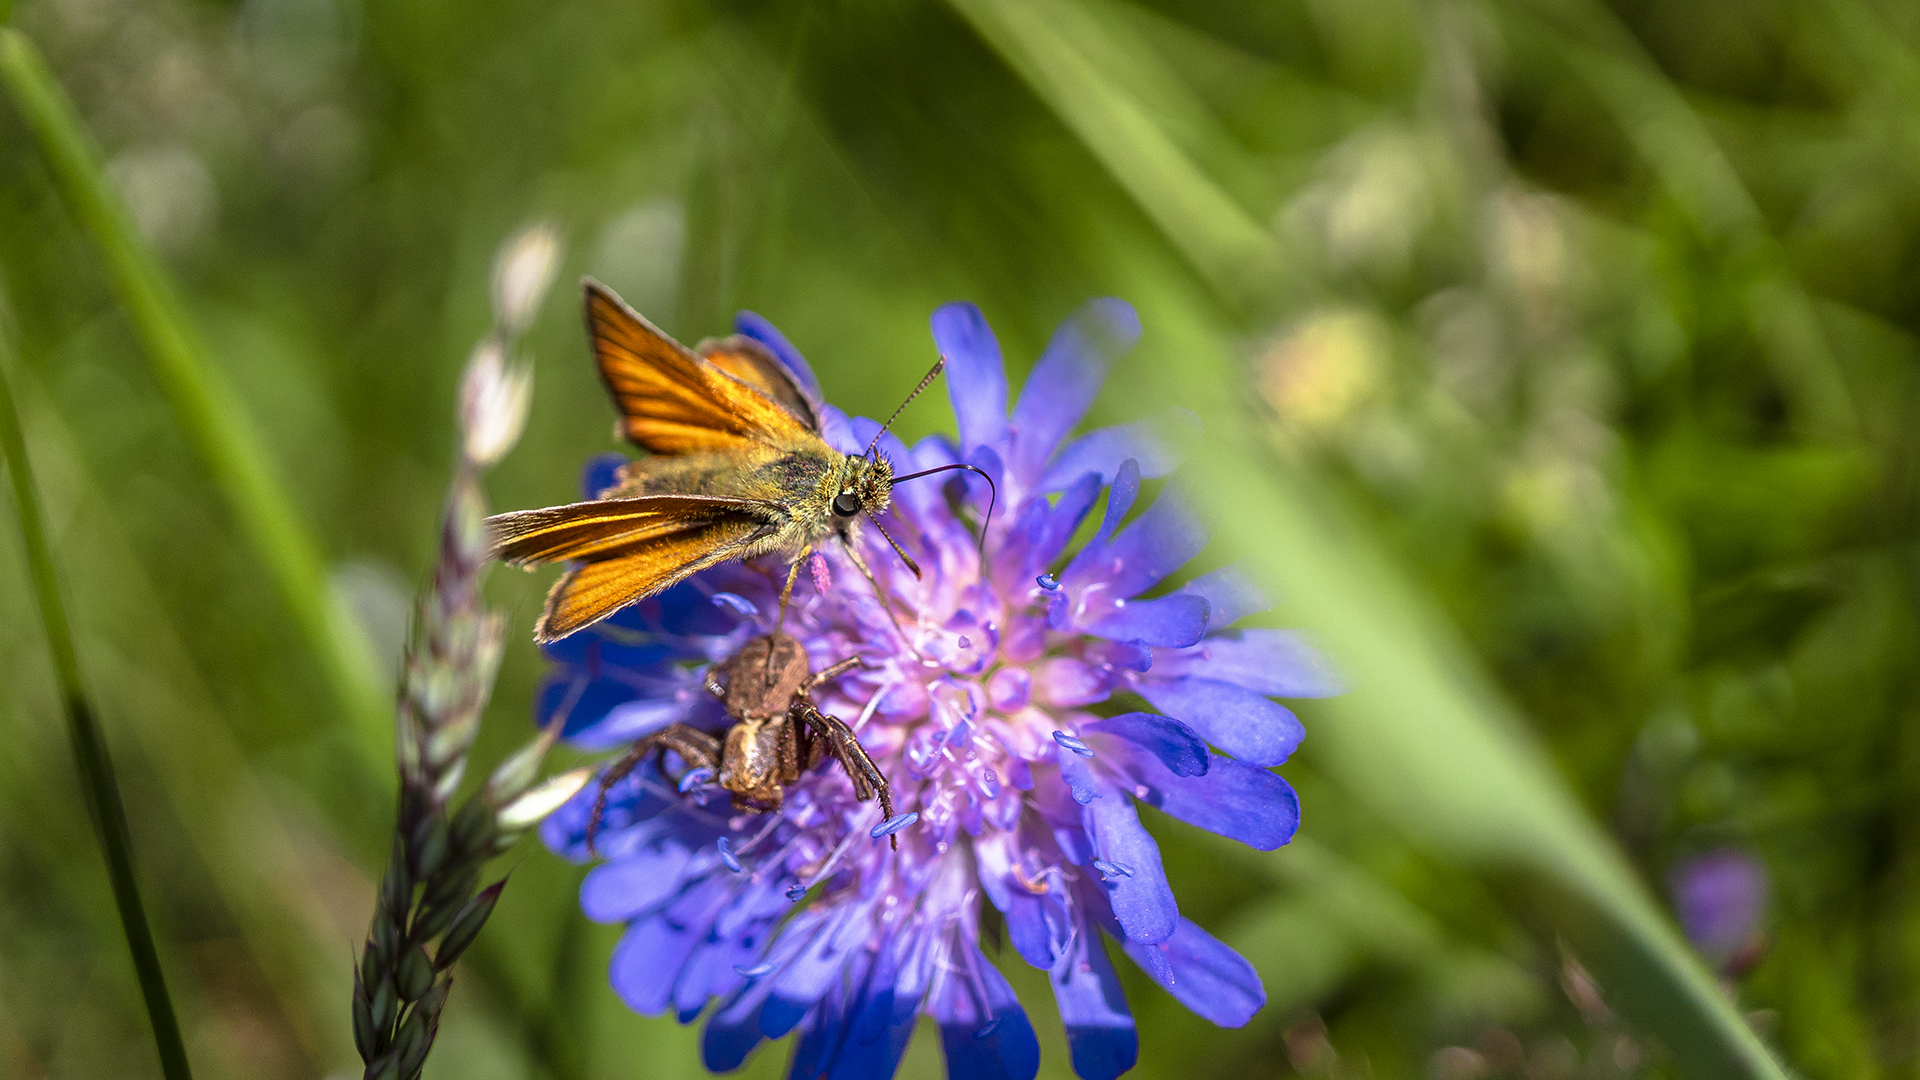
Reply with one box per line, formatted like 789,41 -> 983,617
832,454 -> 895,531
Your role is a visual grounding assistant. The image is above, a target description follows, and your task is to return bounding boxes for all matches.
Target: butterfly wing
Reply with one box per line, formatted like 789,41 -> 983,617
488,494 -> 771,566
487,494 -> 780,641
699,335 -> 820,431
586,281 -> 814,453
534,518 -> 770,641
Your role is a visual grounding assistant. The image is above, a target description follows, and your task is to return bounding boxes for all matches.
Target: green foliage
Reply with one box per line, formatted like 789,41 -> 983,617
3,0 -> 1919,1078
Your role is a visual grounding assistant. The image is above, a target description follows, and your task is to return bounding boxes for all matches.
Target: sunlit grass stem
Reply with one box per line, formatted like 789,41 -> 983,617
0,330 -> 194,1080
954,2 -> 1792,1075
0,28 -> 389,776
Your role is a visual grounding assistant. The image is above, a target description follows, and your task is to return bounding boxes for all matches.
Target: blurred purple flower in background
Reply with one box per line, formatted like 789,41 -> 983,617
535,299 -> 1338,1080
1669,848 -> 1768,973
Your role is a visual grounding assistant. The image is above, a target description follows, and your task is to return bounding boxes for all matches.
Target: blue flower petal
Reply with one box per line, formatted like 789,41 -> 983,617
933,938 -> 1040,1080
932,302 -> 1009,454
1049,920 -> 1137,1080
581,452 -> 628,498
1096,459 -> 1140,544
1083,713 -> 1209,777
764,903 -> 874,1039
976,832 -> 1071,970
580,843 -> 694,922
1085,593 -> 1210,649
535,674 -> 647,740
1121,919 -> 1266,1027
1020,472 -> 1102,578
1058,751 -> 1102,805
702,994 -> 769,1072
1038,420 -> 1179,495
702,908 -> 835,1070
1164,629 -> 1342,697
1088,492 -> 1207,601
789,948 -> 869,1080
1008,299 -> 1139,485
610,909 -> 705,1015
1081,788 -> 1177,944
733,310 -> 825,403
1135,676 -> 1304,767
816,403 -> 862,456
1109,746 -> 1300,851
1178,567 -> 1268,629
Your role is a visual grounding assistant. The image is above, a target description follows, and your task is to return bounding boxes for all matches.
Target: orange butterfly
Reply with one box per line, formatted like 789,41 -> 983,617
488,281 -> 984,642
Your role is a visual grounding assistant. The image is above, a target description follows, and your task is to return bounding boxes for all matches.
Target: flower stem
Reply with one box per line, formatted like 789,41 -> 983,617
0,334 -> 194,1080
0,27 -> 389,775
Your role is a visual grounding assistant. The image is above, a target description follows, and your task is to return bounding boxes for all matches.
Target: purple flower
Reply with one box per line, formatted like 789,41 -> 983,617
536,300 -> 1335,1080
1669,848 -> 1768,968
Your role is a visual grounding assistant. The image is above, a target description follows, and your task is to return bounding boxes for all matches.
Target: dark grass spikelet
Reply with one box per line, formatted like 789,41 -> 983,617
352,227 -> 588,1080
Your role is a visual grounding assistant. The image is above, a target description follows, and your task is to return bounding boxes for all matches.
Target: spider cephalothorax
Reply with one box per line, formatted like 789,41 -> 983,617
585,634 -> 894,853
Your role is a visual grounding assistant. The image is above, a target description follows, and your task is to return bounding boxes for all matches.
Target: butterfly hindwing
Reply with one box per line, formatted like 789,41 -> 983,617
586,281 -> 813,453
698,335 -> 821,431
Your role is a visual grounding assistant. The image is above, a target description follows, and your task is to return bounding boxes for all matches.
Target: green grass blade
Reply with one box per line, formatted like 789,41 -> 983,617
0,329 -> 195,1080
953,1 -> 1791,1071
0,28 -> 389,775
947,0 -> 1288,305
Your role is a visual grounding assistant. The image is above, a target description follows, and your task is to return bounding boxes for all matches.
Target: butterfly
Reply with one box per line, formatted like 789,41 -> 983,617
487,281 -> 988,643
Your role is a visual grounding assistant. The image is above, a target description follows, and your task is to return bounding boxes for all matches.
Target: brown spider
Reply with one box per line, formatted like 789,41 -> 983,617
585,633 -> 896,854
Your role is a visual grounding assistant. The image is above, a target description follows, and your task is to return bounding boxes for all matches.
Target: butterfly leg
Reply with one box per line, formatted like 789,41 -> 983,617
794,701 -> 898,849
838,536 -> 917,655
586,724 -> 722,856
767,551 -> 807,679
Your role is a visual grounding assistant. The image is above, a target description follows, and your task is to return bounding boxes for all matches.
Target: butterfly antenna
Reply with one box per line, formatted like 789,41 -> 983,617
892,462 -> 997,555
866,356 -> 946,460
864,510 -> 921,580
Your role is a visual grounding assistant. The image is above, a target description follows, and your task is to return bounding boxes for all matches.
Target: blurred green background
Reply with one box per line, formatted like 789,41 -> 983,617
2,0 -> 1917,1077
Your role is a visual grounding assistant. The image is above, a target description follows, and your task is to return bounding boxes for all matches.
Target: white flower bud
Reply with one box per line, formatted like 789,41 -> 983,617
496,767 -> 594,832
458,339 -> 532,467
491,224 -> 562,335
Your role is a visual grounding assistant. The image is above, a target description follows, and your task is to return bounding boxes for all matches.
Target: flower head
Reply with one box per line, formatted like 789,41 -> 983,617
537,299 -> 1336,1080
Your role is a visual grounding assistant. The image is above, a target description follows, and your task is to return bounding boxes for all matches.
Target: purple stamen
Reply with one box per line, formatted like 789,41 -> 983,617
716,836 -> 743,873
976,1015 -> 1005,1039
958,635 -> 972,649
870,811 -> 919,840
785,883 -> 808,901
1093,858 -> 1134,879
710,592 -> 759,616
733,960 -> 778,978
1037,573 -> 1060,591
1052,731 -> 1095,758
678,767 -> 714,793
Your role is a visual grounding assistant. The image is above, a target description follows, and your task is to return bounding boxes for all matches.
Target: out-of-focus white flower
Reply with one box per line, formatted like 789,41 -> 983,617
458,338 -> 531,467
491,224 -> 562,335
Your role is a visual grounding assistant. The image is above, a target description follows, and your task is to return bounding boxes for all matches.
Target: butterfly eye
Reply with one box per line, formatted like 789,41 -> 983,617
832,492 -> 860,517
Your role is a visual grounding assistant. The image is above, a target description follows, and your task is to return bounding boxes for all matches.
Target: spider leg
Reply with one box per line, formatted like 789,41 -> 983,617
794,701 -> 898,849
705,665 -> 727,701
586,724 -> 722,857
799,654 -> 863,695
777,713 -> 805,786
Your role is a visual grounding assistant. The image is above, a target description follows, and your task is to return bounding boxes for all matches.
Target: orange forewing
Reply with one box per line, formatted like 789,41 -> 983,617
586,282 -> 813,453
489,494 -> 770,566
534,517 -> 768,641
